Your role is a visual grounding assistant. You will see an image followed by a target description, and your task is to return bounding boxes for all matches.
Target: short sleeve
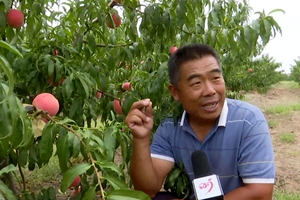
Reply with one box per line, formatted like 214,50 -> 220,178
150,120 -> 175,162
238,117 -> 276,184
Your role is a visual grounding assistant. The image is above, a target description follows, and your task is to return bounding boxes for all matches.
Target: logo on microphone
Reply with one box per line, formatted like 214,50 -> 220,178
199,178 -> 213,195
192,174 -> 224,199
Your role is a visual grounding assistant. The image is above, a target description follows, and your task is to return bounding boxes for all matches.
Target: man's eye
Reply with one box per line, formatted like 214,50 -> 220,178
192,82 -> 201,86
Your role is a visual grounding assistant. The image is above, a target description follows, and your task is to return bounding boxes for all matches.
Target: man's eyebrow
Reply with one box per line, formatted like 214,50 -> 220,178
187,74 -> 201,81
210,68 -> 222,73
187,68 -> 222,81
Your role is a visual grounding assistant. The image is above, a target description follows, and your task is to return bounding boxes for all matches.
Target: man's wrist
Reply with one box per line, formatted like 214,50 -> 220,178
132,136 -> 151,146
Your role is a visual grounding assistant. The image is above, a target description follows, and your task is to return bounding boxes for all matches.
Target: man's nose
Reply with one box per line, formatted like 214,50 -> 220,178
202,81 -> 216,96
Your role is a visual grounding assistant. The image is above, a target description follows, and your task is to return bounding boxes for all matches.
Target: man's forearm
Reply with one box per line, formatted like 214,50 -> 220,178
130,138 -> 160,197
224,184 -> 273,200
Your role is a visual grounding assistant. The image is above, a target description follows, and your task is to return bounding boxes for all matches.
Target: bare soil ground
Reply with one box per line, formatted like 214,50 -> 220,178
244,86 -> 300,193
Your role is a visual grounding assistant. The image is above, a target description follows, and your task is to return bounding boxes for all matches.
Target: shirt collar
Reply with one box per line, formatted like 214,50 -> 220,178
179,99 -> 228,127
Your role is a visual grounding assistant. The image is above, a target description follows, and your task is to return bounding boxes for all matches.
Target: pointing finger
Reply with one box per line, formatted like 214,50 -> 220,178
130,99 -> 151,111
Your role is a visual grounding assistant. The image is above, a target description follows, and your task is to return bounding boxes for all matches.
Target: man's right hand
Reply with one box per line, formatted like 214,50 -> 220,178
125,99 -> 154,139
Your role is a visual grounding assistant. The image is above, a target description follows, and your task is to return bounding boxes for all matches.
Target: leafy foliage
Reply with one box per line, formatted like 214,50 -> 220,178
290,57 -> 300,84
225,54 -> 288,94
0,0 -> 285,199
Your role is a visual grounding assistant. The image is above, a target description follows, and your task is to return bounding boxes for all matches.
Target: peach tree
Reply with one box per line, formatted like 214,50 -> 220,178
290,57 -> 300,84
226,54 -> 287,94
0,0 -> 283,199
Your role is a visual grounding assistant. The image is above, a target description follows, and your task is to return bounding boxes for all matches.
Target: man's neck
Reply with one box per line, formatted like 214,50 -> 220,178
187,115 -> 218,142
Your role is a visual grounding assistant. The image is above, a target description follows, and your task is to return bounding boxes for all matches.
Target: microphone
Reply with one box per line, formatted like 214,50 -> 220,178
191,150 -> 224,200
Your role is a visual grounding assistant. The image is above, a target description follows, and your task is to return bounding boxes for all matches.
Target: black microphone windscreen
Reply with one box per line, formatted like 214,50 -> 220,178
191,150 -> 212,178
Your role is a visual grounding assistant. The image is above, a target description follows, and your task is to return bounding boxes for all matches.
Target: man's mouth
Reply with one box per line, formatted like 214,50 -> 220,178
202,102 -> 218,109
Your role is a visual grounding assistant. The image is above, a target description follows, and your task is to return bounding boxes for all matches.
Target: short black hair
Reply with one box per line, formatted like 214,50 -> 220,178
168,43 -> 221,87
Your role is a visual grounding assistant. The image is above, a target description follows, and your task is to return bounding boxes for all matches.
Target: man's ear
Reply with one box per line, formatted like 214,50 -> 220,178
168,84 -> 180,101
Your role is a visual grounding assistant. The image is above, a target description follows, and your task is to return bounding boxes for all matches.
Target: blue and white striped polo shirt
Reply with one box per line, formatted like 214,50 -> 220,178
150,98 -> 275,196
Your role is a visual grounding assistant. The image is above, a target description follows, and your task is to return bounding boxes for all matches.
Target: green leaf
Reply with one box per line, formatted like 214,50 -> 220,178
1,0 -> 11,12
87,34 -> 96,53
0,40 -> 23,58
262,18 -> 272,45
107,189 -> 151,200
18,149 -> 28,167
69,100 -> 80,119
78,76 -> 90,99
243,25 -> 254,48
251,19 -> 260,34
102,175 -> 128,190
0,55 -> 14,96
0,180 -> 17,200
268,8 -> 285,15
266,16 -> 282,36
82,186 -> 96,200
0,11 -> 6,35
7,95 -> 23,148
98,73 -> 108,91
96,161 -> 123,176
103,127 -> 117,161
164,167 -> 181,190
60,163 -> 92,192
56,134 -> 70,172
0,164 -> 17,176
0,98 -> 12,139
90,132 -> 106,156
71,134 -> 81,158
63,74 -> 74,99
38,124 -> 54,164
47,58 -> 55,76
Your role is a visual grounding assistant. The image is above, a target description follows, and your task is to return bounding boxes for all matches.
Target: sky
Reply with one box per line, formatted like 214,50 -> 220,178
249,0 -> 300,73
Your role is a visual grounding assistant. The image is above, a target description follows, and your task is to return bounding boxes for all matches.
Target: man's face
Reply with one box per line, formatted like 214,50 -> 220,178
169,56 -> 226,123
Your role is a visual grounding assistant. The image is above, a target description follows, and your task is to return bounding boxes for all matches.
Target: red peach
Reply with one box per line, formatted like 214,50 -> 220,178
107,13 -> 121,29
70,176 -> 81,188
122,82 -> 131,91
32,93 -> 59,116
95,92 -> 102,99
169,46 -> 178,54
113,99 -> 123,115
53,49 -> 59,56
6,9 -> 24,28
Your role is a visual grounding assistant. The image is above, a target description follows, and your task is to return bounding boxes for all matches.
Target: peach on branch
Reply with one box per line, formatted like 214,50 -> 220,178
32,93 -> 60,116
53,49 -> 59,56
169,46 -> 178,54
69,176 -> 81,188
95,91 -> 102,99
106,13 -> 121,29
6,9 -> 24,28
113,99 -> 123,115
122,82 -> 131,91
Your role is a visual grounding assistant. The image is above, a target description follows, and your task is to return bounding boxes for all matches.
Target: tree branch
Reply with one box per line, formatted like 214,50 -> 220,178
16,150 -> 26,191
82,40 -> 134,48
97,90 -> 119,100
177,26 -> 193,35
